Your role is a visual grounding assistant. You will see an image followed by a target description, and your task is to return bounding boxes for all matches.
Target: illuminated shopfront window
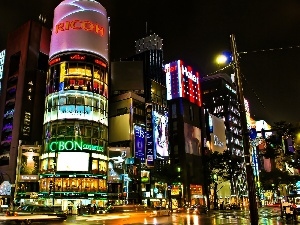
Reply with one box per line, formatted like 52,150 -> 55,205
46,62 -> 108,98
40,177 -> 107,193
44,91 -> 108,125
43,120 -> 108,153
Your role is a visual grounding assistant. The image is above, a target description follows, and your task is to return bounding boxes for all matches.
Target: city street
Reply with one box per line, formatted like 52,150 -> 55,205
0,207 -> 295,225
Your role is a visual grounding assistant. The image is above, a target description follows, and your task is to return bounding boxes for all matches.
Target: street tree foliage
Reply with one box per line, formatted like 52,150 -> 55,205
259,168 -> 297,190
151,163 -> 181,185
207,150 -> 244,182
259,121 -> 300,190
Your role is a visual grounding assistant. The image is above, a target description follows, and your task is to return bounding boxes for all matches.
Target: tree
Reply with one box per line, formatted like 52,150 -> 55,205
204,149 -> 244,209
151,163 -> 181,185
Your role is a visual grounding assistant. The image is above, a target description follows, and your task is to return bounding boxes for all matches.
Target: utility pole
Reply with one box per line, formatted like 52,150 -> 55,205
230,34 -> 259,224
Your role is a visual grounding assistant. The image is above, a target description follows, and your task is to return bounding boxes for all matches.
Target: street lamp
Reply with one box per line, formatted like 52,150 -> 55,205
215,35 -> 259,224
230,34 -> 259,224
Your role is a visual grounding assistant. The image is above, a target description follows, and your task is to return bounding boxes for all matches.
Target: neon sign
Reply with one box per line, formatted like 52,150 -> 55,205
55,20 -> 105,36
70,54 -> 86,60
49,57 -> 61,66
165,60 -> 201,106
0,50 -> 5,80
181,65 -> 199,84
95,59 -> 107,68
49,140 -> 103,152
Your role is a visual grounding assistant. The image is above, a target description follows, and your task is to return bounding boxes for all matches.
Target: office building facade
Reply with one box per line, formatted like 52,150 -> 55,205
0,20 -> 50,204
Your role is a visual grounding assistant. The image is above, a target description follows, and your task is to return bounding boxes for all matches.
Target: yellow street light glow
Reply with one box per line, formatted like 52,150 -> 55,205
216,55 -> 228,65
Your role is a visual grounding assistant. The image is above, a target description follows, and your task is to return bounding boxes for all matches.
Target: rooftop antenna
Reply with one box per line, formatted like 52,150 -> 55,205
145,21 -> 147,35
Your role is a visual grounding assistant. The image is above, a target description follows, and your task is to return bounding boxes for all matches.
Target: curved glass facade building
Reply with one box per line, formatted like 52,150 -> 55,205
39,0 -> 109,209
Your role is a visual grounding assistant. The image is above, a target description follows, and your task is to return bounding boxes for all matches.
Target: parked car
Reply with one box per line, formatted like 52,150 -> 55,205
7,204 -> 67,221
229,203 -> 241,210
176,204 -> 190,213
193,205 -> 208,214
151,206 -> 170,216
97,207 -> 110,214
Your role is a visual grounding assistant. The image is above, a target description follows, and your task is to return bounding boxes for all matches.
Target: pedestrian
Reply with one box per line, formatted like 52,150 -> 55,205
77,204 -> 81,215
93,204 -> 97,214
68,204 -> 73,215
292,202 -> 298,221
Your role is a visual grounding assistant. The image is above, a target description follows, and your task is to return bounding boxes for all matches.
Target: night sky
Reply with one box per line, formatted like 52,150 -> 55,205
1,0 -> 300,125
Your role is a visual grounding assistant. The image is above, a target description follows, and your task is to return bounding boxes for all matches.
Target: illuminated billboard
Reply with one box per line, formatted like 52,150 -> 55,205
19,146 -> 40,181
44,91 -> 108,126
208,114 -> 227,153
153,111 -> 169,159
108,147 -> 130,180
165,60 -> 201,106
134,125 -> 146,163
141,170 -> 150,184
47,140 -> 104,152
0,50 -> 5,80
49,0 -> 109,61
184,123 -> 201,155
145,104 -> 154,166
0,50 -> 5,93
57,152 -> 89,171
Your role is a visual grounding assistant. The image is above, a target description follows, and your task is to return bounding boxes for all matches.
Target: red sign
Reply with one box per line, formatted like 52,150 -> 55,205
70,54 -> 86,60
49,57 -> 61,66
55,20 -> 105,36
95,59 -> 107,68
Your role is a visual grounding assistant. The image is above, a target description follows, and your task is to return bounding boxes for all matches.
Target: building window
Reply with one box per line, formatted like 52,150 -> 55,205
172,104 -> 177,118
189,106 -> 194,121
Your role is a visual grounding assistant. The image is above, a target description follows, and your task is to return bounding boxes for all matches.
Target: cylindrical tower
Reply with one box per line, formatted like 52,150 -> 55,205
39,0 -> 109,210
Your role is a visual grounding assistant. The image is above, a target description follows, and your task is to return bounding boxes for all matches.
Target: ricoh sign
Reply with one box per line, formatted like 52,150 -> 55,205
49,0 -> 109,61
55,20 -> 104,37
165,60 -> 201,106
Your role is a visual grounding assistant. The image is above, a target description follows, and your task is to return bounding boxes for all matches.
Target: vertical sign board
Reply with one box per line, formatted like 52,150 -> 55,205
0,50 -> 5,93
134,124 -> 146,163
145,104 -> 154,166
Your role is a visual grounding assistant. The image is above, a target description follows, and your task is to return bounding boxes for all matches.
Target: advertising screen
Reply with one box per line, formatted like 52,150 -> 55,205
20,149 -> 39,176
184,123 -> 201,155
141,170 -> 150,184
153,111 -> 169,159
108,147 -> 130,180
165,60 -> 201,106
209,114 -> 227,153
134,125 -> 146,163
57,152 -> 89,171
49,0 -> 109,61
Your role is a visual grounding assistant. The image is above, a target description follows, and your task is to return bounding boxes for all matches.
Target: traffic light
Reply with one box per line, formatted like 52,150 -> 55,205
49,180 -> 53,194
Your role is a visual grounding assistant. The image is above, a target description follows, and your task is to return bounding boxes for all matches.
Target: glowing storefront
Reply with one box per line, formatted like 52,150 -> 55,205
39,0 -> 109,210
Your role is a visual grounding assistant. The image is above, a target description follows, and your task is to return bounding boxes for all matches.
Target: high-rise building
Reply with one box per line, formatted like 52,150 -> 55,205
0,20 -> 51,204
38,0 -> 109,210
201,73 -> 247,202
165,59 -> 206,208
109,33 -> 168,206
